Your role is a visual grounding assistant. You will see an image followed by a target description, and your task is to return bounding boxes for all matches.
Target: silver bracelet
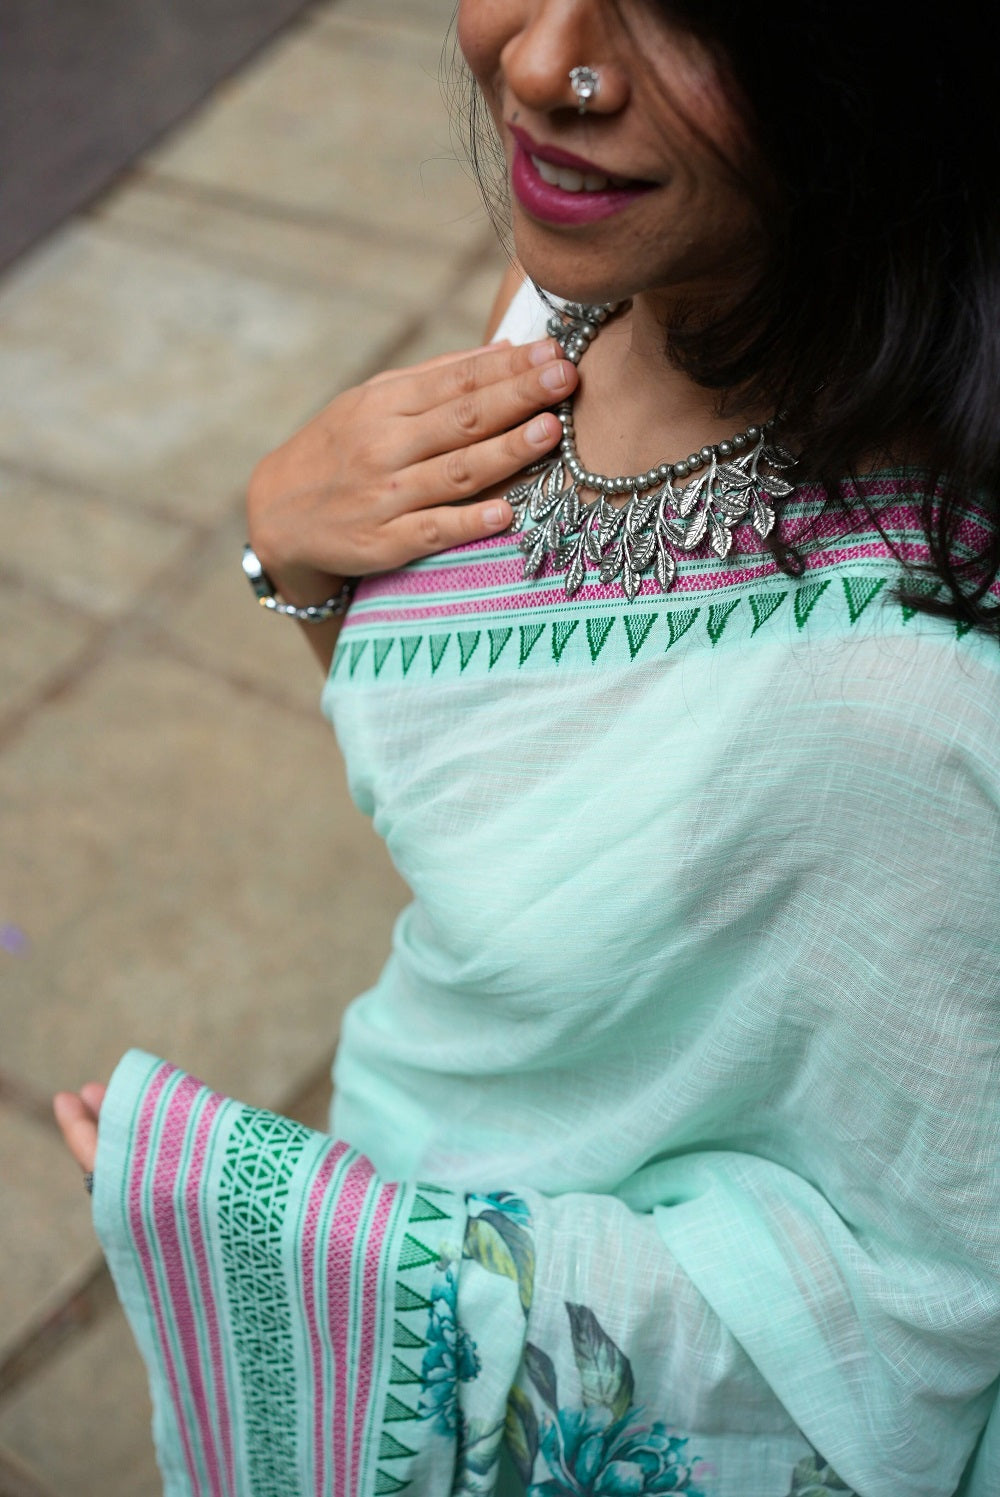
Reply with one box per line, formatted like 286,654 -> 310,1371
242,544 -> 354,623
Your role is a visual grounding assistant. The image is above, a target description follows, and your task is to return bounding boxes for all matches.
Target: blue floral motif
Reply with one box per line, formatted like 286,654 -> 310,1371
418,1260 -> 482,1435
530,1405 -> 707,1497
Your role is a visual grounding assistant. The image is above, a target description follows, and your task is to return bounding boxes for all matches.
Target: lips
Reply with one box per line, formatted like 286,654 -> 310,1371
507,123 -> 657,226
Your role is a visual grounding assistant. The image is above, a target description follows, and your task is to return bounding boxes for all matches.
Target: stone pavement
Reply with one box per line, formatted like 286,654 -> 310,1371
0,1 -> 503,1490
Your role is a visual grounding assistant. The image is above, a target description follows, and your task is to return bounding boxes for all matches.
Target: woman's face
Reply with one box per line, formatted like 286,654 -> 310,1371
458,0 -> 764,310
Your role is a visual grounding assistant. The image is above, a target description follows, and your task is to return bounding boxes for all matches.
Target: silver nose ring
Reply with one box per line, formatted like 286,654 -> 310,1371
569,66 -> 600,114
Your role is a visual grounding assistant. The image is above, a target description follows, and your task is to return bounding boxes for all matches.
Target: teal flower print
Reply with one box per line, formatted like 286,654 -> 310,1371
418,1261 -> 481,1435
531,1405 -> 706,1496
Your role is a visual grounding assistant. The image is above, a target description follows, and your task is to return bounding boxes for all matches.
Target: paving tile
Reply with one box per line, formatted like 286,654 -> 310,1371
0,1306 -> 160,1497
147,22 -> 487,250
390,305 -> 499,367
0,1445 -> 60,1497
1,640 -> 408,1107
324,0 -> 459,32
93,176 -> 486,310
0,466 -> 190,620
0,582 -> 99,730
144,503 -> 332,718
0,224 -> 401,521
0,1104 -> 101,1366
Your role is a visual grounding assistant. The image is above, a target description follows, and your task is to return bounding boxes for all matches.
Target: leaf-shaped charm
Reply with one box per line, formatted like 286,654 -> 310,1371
680,504 -> 709,551
505,478 -> 537,508
556,541 -> 576,571
599,507 -> 626,548
544,515 -> 562,550
655,539 -> 677,593
708,510 -> 732,558
565,1304 -> 636,1421
751,495 -> 775,537
565,549 -> 585,597
523,532 -> 550,578
760,475 -> 794,498
562,486 -> 581,530
600,546 -> 624,583
518,527 -> 539,554
661,518 -> 687,546
622,560 -> 640,599
714,488 -> 751,519
545,462 -> 565,498
630,532 -> 656,571
675,473 -> 706,518
530,482 -> 563,521
627,490 -> 658,532
763,441 -> 796,468
584,523 -> 603,563
714,462 -> 753,490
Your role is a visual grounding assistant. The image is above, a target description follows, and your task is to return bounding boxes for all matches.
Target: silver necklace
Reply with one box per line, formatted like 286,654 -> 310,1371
505,301 -> 797,599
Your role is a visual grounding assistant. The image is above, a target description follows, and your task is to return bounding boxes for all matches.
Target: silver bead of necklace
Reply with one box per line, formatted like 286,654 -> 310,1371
504,301 -> 797,600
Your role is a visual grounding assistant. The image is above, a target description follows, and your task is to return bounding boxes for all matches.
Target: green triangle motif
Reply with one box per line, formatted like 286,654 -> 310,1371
488,627 -> 513,668
665,608 -> 700,650
956,618 -> 975,638
429,635 -> 451,673
349,640 -> 369,677
389,1356 -> 422,1386
458,631 -> 481,670
749,591 -> 788,634
843,575 -> 886,624
400,636 -> 422,674
383,1393 -> 420,1423
375,1472 -> 410,1495
519,622 -> 545,665
624,613 -> 657,659
707,599 -> 741,645
397,1233 -> 438,1271
379,1432 -> 417,1462
393,1321 -> 427,1350
586,616 -> 615,662
373,639 -> 394,677
394,1283 -> 431,1313
410,1193 -> 450,1223
793,580 -> 831,629
551,619 -> 580,661
900,579 -> 941,623
330,642 -> 348,678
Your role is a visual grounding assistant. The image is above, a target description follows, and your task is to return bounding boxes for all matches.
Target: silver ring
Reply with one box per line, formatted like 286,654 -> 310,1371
569,66 -> 600,115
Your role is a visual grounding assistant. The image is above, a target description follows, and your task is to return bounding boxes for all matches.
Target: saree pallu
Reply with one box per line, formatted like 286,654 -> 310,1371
96,284 -> 1000,1494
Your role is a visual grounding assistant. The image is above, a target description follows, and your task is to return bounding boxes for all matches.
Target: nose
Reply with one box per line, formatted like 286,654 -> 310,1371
500,1 -> 630,118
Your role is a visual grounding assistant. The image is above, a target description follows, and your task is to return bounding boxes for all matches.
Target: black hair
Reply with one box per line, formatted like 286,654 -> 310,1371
459,3 -> 1000,634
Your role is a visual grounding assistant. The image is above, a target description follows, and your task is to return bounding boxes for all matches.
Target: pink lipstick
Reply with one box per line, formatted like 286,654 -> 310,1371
507,124 -> 656,227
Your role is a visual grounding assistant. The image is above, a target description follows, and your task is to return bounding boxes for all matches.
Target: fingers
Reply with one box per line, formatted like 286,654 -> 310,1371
386,494 -> 517,567
365,339 -> 510,389
387,337 -> 566,419
404,407 -> 564,511
53,1090 -> 100,1174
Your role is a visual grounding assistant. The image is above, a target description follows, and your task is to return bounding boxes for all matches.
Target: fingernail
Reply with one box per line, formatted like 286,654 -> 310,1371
483,502 -> 508,527
526,414 -> 556,445
539,361 -> 570,392
529,339 -> 560,366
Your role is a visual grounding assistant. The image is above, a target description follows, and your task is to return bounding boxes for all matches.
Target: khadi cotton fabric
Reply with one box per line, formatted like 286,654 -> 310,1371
95,283 -> 1000,1496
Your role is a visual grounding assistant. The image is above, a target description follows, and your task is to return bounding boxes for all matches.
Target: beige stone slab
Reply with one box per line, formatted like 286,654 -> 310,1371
0,582 -> 99,728
1,639 -> 408,1106
0,1306 -> 160,1497
93,176 -> 482,310
0,1104 -> 102,1365
0,224 -> 402,521
0,467 -> 190,619
322,0 -> 458,33
147,23 -> 487,250
145,503 -> 331,718
390,305 -> 496,366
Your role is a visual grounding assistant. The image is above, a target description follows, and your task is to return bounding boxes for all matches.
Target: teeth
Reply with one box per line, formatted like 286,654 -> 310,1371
531,154 -> 628,193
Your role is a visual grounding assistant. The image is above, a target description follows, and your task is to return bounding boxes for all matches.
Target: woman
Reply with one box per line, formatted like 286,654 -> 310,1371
56,3 -> 1000,1494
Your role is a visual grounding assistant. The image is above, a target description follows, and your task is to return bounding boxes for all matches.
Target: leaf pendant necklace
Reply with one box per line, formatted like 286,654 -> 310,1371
504,300 -> 797,600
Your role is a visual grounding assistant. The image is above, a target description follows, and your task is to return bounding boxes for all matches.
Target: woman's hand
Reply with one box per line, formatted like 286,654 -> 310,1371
53,1083 -> 105,1175
246,336 -> 578,609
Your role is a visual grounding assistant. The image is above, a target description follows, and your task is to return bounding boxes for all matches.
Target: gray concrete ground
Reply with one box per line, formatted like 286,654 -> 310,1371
0,1 -> 504,1489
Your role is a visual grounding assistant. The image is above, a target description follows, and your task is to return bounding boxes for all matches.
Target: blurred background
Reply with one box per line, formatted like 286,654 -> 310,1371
0,1 -> 503,1490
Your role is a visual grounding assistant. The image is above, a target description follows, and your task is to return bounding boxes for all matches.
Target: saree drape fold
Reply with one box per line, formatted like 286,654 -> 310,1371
97,284 -> 1000,1496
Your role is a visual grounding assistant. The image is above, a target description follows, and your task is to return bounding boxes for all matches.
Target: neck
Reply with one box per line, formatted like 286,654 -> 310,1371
570,291 -> 768,480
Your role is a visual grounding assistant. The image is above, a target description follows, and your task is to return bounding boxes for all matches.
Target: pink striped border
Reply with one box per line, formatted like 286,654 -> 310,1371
350,1181 -> 398,1492
329,1154 -> 377,1497
300,1140 -> 350,1494
126,1062 -> 203,1490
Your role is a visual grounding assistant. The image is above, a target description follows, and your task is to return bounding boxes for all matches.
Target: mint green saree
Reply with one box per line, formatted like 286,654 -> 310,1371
95,284 -> 1000,1496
